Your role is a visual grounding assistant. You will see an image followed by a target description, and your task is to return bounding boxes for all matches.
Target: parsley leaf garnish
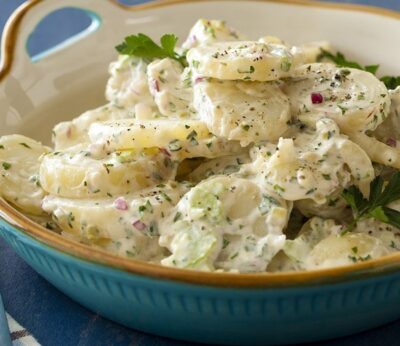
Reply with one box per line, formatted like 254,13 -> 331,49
115,33 -> 187,67
342,172 -> 400,233
317,49 -> 379,73
379,76 -> 400,90
317,49 -> 400,90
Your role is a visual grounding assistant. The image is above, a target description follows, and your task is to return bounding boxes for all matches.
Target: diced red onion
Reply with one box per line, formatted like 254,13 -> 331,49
159,147 -> 171,157
66,126 -> 72,138
311,92 -> 324,104
386,137 -> 397,147
194,77 -> 204,84
114,197 -> 128,210
131,88 -> 140,96
132,220 -> 147,231
152,79 -> 160,92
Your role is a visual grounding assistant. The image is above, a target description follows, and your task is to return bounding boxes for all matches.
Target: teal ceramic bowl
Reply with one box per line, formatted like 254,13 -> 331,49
1,1 -> 400,345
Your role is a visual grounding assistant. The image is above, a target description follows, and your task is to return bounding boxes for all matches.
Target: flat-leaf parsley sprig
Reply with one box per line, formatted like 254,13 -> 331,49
342,172 -> 400,233
317,49 -> 379,74
317,49 -> 400,90
115,33 -> 187,67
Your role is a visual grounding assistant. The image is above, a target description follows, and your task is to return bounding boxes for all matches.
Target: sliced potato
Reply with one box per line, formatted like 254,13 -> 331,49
283,63 -> 390,133
193,79 -> 290,146
0,135 -> 50,215
283,217 -> 341,268
249,118 -> 374,202
42,182 -> 191,261
182,19 -> 245,50
40,144 -> 177,198
187,41 -> 305,81
305,233 -> 392,270
88,119 -> 210,150
53,103 -> 131,150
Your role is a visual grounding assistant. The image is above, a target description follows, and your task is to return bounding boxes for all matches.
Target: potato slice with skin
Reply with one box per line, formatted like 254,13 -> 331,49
193,79 -> 290,146
283,63 -> 391,133
182,19 -> 245,50
42,182 -> 190,261
159,176 -> 291,272
53,103 -> 132,150
0,135 -> 50,215
187,41 -> 305,82
88,119 -> 210,151
40,144 -> 177,198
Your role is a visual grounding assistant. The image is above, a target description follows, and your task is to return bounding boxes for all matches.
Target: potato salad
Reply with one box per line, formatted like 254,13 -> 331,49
2,19 -> 400,273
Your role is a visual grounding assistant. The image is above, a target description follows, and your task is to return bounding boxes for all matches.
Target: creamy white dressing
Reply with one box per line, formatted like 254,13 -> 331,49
283,63 -> 390,133
42,182 -> 190,261
147,58 -> 194,118
159,176 -> 291,272
106,55 -> 156,112
249,118 -> 374,203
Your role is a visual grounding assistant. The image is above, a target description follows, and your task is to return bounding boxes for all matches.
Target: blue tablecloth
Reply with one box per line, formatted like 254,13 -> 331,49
0,1 -> 399,345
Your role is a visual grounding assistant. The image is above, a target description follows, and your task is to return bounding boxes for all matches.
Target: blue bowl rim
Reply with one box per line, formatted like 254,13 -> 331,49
2,198 -> 400,289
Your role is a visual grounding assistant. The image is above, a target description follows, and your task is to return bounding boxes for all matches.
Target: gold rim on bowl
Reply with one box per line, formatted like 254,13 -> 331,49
1,0 -> 400,288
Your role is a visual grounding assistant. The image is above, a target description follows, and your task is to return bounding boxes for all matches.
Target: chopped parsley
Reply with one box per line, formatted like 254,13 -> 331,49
186,130 -> 198,146
19,142 -> 31,149
237,65 -> 255,74
2,162 -> 11,170
280,56 -> 292,72
322,174 -> 331,181
173,212 -> 182,222
168,139 -> 182,152
160,191 -> 172,202
380,76 -> 400,90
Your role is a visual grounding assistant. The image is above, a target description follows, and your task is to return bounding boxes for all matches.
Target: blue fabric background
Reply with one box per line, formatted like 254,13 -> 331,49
0,1 -> 399,345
